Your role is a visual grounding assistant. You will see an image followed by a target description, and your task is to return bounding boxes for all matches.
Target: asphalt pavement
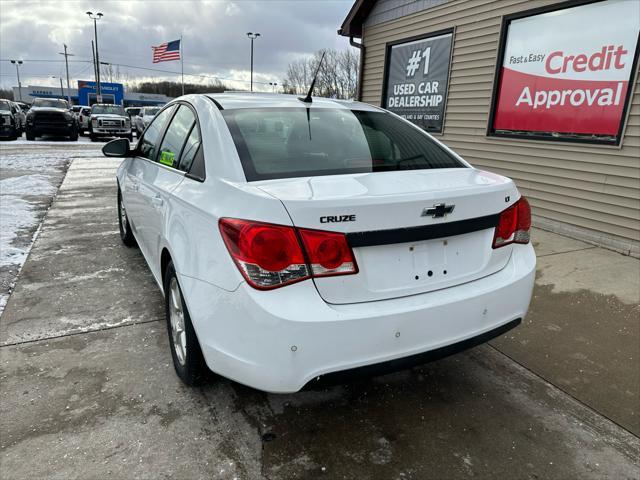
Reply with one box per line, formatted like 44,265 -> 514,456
0,142 -> 638,480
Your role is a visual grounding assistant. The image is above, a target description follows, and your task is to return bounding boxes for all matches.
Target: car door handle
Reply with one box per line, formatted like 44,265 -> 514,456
151,195 -> 164,207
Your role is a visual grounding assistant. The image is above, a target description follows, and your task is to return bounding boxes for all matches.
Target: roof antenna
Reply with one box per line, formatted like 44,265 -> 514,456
299,51 -> 326,104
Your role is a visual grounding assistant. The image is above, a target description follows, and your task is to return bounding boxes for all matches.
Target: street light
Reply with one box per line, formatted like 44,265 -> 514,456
269,82 -> 278,93
246,32 -> 260,92
51,76 -> 64,99
10,60 -> 23,101
86,11 -> 103,99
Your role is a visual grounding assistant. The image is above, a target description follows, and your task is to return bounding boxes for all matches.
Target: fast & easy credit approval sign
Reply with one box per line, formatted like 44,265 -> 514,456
491,0 -> 640,143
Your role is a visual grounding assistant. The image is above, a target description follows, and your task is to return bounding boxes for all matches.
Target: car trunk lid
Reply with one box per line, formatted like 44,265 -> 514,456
256,168 -> 519,304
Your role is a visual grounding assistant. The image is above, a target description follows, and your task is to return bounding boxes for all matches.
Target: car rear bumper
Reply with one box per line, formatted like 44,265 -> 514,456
180,243 -> 536,393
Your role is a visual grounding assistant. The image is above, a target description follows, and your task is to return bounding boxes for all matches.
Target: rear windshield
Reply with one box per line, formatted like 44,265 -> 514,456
92,105 -> 125,115
222,108 -> 464,181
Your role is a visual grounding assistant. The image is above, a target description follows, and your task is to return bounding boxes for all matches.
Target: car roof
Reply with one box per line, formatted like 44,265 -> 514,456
204,93 -> 382,112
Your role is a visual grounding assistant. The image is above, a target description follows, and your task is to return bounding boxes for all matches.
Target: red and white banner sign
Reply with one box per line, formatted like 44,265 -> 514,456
492,0 -> 640,138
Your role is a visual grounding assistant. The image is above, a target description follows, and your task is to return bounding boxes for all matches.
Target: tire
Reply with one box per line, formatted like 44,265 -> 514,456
69,128 -> 78,142
164,261 -> 207,386
26,129 -> 36,141
117,188 -> 137,247
89,134 -> 98,142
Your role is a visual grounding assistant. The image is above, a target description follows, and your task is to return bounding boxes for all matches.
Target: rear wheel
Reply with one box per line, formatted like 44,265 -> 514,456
69,128 -> 78,142
117,188 -> 137,247
25,128 -> 36,141
89,134 -> 98,142
164,261 -> 207,386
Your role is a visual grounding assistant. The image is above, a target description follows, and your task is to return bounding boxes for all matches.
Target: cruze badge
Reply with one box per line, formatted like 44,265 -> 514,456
422,203 -> 455,218
320,215 -> 356,223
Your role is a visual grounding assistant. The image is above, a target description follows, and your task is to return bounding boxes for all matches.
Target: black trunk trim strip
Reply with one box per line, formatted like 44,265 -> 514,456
346,214 -> 500,248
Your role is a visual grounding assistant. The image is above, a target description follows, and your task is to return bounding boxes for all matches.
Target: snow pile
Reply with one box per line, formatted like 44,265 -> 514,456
0,195 -> 37,267
0,150 -> 70,315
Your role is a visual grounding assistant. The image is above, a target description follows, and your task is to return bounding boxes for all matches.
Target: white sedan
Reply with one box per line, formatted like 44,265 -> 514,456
103,93 -> 535,393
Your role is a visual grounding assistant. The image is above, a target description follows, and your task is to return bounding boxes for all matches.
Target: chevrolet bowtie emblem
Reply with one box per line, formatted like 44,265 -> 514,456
422,203 -> 455,218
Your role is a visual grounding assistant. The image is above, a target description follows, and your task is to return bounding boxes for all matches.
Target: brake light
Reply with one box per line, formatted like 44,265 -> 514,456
298,228 -> 358,277
492,197 -> 531,248
219,218 -> 357,289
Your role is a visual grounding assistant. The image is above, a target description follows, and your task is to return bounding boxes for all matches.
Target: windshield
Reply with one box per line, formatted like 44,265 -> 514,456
145,108 -> 160,116
0,100 -> 11,111
92,105 -> 126,115
33,98 -> 68,109
222,108 -> 464,181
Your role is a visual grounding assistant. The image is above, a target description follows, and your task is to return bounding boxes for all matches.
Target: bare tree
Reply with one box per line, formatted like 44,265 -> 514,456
284,48 -> 359,99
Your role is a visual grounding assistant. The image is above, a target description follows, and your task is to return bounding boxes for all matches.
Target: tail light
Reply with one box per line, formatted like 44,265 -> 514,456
219,218 -> 357,289
492,197 -> 531,248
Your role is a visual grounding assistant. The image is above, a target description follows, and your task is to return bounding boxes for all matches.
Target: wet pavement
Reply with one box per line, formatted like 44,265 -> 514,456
1,144 -> 638,479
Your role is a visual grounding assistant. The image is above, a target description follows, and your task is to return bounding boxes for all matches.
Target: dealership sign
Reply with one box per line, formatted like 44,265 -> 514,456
491,0 -> 640,143
382,31 -> 453,132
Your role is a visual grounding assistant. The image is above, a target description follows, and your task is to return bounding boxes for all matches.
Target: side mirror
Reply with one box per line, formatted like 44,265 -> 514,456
102,138 -> 133,158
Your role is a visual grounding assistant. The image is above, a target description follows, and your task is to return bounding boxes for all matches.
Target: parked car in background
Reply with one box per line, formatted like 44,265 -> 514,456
71,105 -> 83,117
25,98 -> 78,141
78,106 -> 91,135
0,99 -> 22,140
13,102 -> 27,132
133,106 -> 160,135
104,93 -> 536,392
125,107 -> 141,135
89,104 -> 132,142
15,101 -> 30,112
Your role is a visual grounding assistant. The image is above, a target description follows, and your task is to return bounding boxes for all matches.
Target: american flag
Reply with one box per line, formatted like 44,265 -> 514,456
152,39 -> 181,63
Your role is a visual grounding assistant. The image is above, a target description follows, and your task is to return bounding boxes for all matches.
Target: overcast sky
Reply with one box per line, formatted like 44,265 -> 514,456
0,0 -> 354,92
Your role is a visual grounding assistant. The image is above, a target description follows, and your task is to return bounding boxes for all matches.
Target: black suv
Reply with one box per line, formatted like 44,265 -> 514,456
26,98 -> 78,141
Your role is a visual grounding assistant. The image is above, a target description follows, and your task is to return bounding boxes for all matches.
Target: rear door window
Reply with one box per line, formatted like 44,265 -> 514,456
138,105 -> 176,161
178,126 -> 201,172
157,105 -> 196,169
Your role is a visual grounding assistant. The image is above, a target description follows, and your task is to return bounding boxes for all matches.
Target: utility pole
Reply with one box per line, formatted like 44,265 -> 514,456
87,12 -> 103,100
59,44 -> 74,105
246,32 -> 260,92
10,60 -> 23,101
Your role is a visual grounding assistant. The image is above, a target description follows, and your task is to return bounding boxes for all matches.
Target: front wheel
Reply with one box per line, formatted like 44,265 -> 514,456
164,261 -> 207,386
69,128 -> 78,141
117,188 -> 137,247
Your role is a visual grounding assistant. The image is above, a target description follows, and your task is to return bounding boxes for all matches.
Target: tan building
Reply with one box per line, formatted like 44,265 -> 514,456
340,0 -> 640,256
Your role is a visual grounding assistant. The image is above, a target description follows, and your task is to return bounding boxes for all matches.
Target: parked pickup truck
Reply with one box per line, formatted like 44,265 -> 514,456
0,99 -> 23,140
25,98 -> 78,141
89,104 -> 132,142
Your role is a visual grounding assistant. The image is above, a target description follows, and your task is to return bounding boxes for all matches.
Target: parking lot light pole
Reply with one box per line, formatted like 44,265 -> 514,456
10,60 -> 23,101
51,76 -> 64,99
86,12 -> 103,99
246,32 -> 260,92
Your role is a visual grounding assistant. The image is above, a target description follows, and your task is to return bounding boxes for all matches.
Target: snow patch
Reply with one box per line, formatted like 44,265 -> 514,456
0,196 -> 36,267
1,174 -> 58,196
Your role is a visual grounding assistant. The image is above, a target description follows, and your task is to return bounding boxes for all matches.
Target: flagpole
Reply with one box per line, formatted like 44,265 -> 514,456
181,34 -> 184,96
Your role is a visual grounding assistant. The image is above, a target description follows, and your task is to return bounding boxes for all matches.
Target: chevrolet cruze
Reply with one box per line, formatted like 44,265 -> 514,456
102,93 -> 536,393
